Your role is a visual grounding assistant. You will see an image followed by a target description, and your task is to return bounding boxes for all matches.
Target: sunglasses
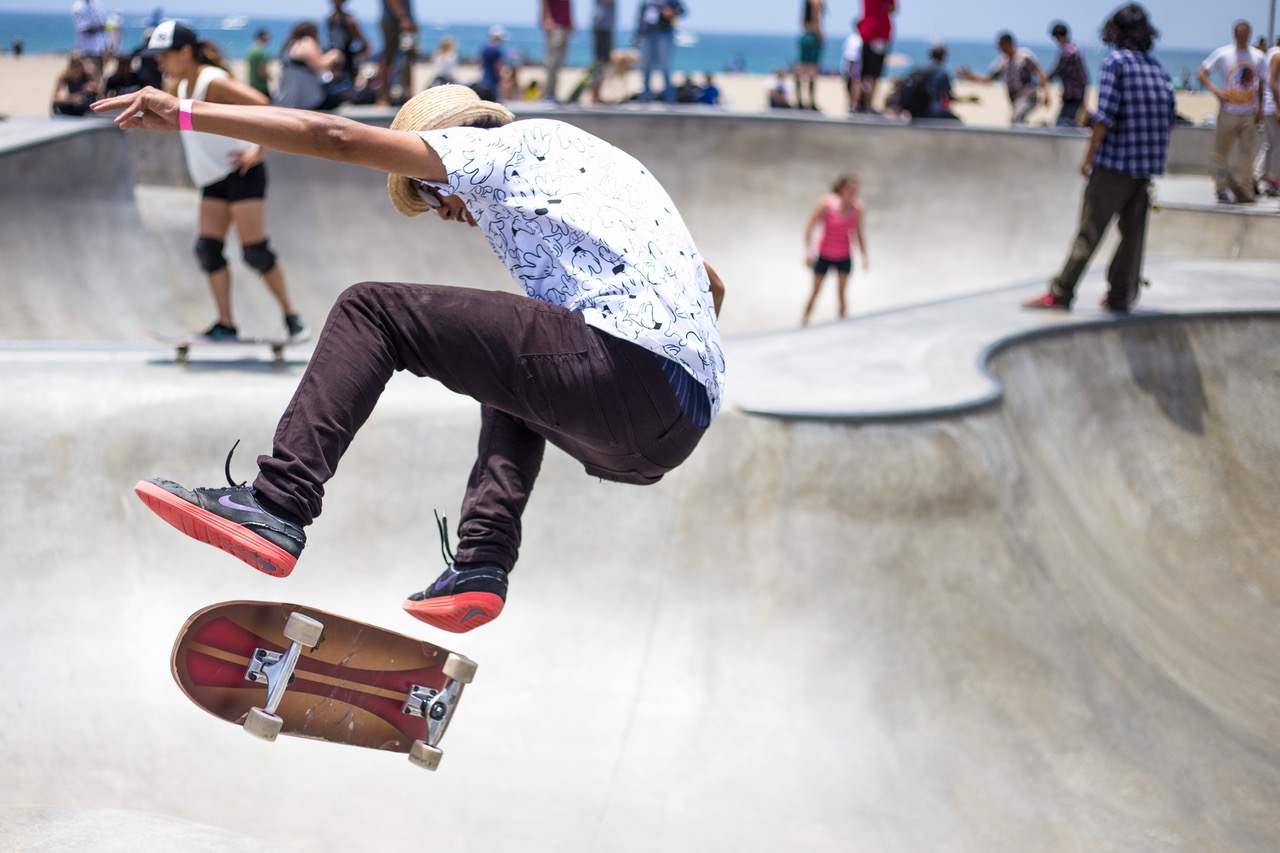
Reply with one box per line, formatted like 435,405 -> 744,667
413,178 -> 444,210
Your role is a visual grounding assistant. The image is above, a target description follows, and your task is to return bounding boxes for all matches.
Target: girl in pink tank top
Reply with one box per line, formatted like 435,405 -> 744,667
802,174 -> 868,325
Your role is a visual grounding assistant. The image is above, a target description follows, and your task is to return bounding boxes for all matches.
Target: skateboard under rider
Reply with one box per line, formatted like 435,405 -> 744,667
171,600 -> 478,770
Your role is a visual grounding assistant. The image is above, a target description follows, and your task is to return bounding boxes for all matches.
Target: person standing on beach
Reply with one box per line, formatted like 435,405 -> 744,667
636,1 -> 685,103
377,0 -> 416,106
1047,22 -> 1088,127
94,82 -> 725,634
144,21 -> 308,342
1257,39 -> 1280,197
840,20 -> 862,113
795,0 -> 825,111
802,175 -> 867,324
1023,3 -> 1174,314
246,30 -> 272,98
855,0 -> 895,112
587,0 -> 615,104
1197,21 -> 1265,203
479,26 -> 507,100
70,0 -> 108,73
958,32 -> 1049,126
541,0 -> 574,103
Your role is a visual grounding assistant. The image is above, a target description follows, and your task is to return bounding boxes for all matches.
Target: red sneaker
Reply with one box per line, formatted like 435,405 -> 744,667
1021,292 -> 1070,311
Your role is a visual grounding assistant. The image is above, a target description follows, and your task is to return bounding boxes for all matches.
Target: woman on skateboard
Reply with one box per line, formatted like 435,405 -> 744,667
145,21 -> 307,342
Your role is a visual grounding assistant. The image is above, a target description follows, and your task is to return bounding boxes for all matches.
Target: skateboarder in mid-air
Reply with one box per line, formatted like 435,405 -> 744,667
93,84 -> 726,634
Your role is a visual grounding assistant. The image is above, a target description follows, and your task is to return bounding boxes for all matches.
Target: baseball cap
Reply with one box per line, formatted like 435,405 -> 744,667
144,20 -> 198,55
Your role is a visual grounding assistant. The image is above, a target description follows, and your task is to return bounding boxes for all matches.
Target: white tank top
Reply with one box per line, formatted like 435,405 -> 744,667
178,66 -> 257,188
1265,47 -> 1280,115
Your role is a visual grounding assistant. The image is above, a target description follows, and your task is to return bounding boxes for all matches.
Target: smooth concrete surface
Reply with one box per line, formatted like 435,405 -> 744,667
4,112 -> 1269,341
2,112 -> 1279,851
0,806 -> 285,853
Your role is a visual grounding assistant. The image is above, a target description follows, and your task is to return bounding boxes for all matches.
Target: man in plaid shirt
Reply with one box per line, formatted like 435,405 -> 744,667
1025,3 -> 1176,313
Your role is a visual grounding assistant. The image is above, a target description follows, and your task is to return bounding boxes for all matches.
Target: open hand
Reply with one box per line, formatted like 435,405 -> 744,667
91,86 -> 181,133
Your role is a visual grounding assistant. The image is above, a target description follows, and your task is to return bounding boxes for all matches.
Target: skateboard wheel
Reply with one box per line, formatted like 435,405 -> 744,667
244,707 -> 284,741
283,612 -> 323,648
442,652 -> 477,684
408,740 -> 443,771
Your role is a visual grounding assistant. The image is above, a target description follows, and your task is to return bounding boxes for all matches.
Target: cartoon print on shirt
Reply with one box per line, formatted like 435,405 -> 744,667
419,119 -> 724,417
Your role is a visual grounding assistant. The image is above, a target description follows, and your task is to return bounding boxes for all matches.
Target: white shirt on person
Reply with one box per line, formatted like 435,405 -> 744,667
1201,43 -> 1266,114
70,0 -> 107,56
417,119 -> 724,418
178,66 -> 258,188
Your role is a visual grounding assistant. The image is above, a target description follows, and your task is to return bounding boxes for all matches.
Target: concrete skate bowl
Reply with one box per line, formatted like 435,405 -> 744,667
5,112 -> 1274,341
3,311 -> 1278,851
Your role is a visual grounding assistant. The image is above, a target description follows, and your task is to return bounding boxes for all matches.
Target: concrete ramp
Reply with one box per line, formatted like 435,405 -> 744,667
2,308 -> 1278,851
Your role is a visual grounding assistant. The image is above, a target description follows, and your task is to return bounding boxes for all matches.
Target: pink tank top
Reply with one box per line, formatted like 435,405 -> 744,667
818,196 -> 859,261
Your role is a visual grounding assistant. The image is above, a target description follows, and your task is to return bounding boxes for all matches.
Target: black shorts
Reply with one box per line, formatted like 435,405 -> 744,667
860,43 -> 887,80
201,163 -> 267,203
814,256 -> 852,275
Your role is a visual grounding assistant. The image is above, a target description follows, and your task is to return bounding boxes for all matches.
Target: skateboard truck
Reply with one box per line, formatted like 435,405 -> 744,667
241,611 -> 324,742
403,653 -> 478,771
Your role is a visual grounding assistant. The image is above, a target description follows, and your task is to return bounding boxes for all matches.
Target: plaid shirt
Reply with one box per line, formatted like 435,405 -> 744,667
1091,49 -> 1176,177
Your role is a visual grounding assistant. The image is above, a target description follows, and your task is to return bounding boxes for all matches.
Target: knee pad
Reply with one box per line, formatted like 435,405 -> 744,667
242,239 -> 278,275
193,237 -> 227,273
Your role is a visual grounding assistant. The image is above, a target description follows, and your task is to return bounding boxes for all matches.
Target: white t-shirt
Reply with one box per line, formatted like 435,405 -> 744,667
418,119 -> 724,418
1261,46 -> 1279,114
178,66 -> 258,188
1201,44 -> 1266,114
841,32 -> 863,71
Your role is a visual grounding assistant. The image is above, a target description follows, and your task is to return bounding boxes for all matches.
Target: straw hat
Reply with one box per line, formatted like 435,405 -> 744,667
386,84 -> 514,217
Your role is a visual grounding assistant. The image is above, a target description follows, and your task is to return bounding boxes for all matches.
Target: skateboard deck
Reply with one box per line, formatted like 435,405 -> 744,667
143,330 -> 308,366
172,600 -> 477,770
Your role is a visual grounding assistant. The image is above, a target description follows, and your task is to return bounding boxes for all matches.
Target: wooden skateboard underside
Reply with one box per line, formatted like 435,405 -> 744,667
172,601 -> 476,767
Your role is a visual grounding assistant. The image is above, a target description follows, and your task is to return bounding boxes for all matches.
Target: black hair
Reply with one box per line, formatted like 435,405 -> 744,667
1051,22 -> 1069,39
1100,3 -> 1158,51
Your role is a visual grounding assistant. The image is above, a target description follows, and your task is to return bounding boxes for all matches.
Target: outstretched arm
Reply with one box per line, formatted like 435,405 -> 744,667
92,86 -> 446,181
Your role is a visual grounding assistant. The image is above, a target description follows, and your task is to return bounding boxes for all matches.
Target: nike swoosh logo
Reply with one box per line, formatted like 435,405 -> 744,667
460,608 -> 487,625
434,574 -> 456,593
219,494 -> 266,514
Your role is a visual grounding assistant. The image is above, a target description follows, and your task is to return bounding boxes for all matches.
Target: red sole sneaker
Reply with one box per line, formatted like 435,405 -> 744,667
134,480 -> 296,577
402,592 -> 504,633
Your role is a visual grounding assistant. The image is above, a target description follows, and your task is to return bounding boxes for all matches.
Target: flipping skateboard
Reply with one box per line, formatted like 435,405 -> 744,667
143,330 -> 308,366
172,600 -> 477,770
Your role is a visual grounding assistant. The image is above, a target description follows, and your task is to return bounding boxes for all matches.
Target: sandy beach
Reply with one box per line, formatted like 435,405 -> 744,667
4,51 -> 1220,128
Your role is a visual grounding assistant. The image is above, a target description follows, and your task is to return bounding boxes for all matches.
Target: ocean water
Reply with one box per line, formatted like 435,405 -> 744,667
1,10 -> 1211,88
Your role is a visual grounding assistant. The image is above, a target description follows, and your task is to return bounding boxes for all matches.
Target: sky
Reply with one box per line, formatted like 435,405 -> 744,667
7,0 -> 1278,51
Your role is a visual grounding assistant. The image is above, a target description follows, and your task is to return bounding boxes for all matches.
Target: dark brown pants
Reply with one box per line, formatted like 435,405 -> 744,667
253,282 -> 707,572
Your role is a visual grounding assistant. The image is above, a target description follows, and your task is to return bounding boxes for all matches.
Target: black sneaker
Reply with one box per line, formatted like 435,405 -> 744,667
285,313 -> 310,342
402,513 -> 507,632
201,321 -> 239,341
134,448 -> 305,577
404,563 -> 508,632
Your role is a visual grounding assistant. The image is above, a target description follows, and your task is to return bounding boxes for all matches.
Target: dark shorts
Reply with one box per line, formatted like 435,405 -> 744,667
814,255 -> 852,275
860,43 -> 887,80
798,32 -> 823,66
201,163 -> 267,203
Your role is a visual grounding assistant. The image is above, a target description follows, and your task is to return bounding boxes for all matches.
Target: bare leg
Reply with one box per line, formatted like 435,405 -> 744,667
230,199 -> 296,316
835,271 -> 850,318
802,271 -> 825,325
